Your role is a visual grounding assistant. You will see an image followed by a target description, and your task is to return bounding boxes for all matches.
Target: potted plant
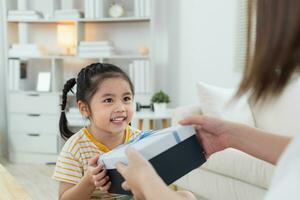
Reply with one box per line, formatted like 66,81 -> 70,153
151,90 -> 170,115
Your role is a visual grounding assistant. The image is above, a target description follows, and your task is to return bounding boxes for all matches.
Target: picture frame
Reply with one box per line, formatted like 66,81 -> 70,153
36,72 -> 51,92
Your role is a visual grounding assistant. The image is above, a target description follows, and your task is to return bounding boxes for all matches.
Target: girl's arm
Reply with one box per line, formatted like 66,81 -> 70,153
59,155 -> 111,200
59,175 -> 95,200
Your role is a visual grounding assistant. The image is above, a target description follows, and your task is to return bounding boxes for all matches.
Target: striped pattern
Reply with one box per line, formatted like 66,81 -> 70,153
52,126 -> 140,199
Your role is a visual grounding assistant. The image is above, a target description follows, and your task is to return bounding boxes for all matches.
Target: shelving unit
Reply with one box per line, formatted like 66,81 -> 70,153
3,0 -> 154,163
7,17 -> 150,23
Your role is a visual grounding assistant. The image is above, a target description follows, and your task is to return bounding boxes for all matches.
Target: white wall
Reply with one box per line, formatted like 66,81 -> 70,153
153,0 -> 242,107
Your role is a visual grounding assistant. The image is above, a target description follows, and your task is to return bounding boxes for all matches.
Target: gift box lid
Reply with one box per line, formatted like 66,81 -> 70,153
98,125 -> 196,169
97,125 -> 206,195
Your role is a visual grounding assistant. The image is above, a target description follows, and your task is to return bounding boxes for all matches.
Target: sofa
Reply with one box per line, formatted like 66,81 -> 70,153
172,77 -> 300,200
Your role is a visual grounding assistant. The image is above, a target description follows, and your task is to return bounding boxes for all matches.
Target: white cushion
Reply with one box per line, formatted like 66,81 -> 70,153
251,76 -> 300,137
176,166 -> 267,200
197,81 -> 255,126
196,82 -> 274,188
201,148 -> 274,189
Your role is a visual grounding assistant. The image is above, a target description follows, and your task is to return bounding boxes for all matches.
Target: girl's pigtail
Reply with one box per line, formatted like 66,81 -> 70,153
59,78 -> 76,140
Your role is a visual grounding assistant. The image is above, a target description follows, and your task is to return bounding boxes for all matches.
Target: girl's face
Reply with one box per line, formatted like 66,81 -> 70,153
88,77 -> 134,135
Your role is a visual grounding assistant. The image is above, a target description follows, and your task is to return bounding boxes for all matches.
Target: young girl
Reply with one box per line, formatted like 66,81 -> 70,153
52,63 -> 140,200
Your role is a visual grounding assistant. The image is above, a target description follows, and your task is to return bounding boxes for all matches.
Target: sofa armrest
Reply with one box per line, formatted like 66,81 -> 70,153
171,104 -> 202,126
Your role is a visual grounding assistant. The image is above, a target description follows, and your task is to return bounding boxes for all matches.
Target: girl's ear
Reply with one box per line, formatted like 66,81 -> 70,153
78,101 -> 90,118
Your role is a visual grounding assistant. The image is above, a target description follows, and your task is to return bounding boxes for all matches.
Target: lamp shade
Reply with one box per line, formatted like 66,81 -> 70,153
57,23 -> 76,54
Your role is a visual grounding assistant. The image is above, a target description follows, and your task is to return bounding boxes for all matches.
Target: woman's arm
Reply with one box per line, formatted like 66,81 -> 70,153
180,116 -> 291,165
230,123 -> 291,165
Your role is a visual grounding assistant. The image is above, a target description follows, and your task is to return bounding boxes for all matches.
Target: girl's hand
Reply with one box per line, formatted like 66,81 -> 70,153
179,115 -> 234,158
87,155 -> 111,191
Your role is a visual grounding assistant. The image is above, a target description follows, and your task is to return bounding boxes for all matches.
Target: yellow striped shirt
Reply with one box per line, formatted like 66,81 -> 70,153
52,126 -> 140,199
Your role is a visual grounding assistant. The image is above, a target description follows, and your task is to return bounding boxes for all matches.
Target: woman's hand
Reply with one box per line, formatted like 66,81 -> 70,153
179,115 -> 235,158
116,148 -> 198,200
115,148 -> 166,200
86,154 -> 111,191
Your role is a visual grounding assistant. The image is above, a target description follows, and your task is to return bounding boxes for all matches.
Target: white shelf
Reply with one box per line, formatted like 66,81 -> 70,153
8,54 -> 150,60
78,54 -> 150,60
9,90 -> 61,96
7,17 -> 150,23
78,17 -> 150,23
4,0 -> 155,164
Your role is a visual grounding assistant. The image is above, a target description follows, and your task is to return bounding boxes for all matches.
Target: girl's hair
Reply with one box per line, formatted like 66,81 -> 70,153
236,0 -> 300,102
59,63 -> 134,140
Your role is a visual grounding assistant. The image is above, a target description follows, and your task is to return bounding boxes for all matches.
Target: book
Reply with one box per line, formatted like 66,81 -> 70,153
18,23 -> 28,44
144,60 -> 150,93
134,0 -> 140,17
139,60 -> 145,93
54,9 -> 83,19
79,40 -> 113,46
94,0 -> 104,19
61,0 -> 74,10
17,0 -> 28,10
145,0 -> 151,17
139,0 -> 145,17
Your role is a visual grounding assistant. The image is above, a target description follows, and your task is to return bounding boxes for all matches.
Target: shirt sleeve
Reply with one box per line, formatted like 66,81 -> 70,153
129,126 -> 141,139
52,143 -> 83,184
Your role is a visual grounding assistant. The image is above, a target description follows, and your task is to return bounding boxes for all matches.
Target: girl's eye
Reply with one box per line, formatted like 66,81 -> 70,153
103,98 -> 113,103
124,96 -> 132,102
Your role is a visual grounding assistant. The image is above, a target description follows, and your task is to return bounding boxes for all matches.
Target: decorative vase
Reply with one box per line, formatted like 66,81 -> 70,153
154,103 -> 167,115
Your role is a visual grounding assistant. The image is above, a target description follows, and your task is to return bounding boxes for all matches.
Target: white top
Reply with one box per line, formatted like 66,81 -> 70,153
264,134 -> 300,200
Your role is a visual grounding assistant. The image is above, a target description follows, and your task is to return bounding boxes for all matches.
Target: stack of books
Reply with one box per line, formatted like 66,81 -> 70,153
9,44 -> 44,57
135,0 -> 151,17
54,9 -> 83,19
128,60 -> 150,94
85,0 -> 104,19
8,10 -> 43,20
8,59 -> 21,91
78,41 -> 115,58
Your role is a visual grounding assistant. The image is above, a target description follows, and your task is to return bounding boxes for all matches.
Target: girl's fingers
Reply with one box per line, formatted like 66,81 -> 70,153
99,181 -> 111,191
94,175 -> 109,187
93,168 -> 107,181
88,154 -> 100,166
91,164 -> 102,175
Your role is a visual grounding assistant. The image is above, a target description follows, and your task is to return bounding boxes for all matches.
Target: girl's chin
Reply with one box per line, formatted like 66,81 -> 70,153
110,121 -> 128,130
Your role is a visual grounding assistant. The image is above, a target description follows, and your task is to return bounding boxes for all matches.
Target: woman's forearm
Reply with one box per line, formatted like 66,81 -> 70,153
230,123 -> 291,165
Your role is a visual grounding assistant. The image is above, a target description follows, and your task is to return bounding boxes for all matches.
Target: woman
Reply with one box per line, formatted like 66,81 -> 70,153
115,0 -> 300,199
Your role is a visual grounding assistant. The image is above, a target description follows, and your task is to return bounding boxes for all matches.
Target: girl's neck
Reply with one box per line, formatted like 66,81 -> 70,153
87,125 -> 125,150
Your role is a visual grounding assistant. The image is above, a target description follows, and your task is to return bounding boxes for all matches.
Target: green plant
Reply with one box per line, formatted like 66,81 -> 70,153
151,90 -> 170,103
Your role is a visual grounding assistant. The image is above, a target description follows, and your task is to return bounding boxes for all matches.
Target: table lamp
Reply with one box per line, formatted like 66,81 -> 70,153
57,23 -> 76,55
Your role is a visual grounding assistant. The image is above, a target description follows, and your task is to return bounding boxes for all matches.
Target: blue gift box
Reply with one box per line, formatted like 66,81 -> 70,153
98,125 -> 206,195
